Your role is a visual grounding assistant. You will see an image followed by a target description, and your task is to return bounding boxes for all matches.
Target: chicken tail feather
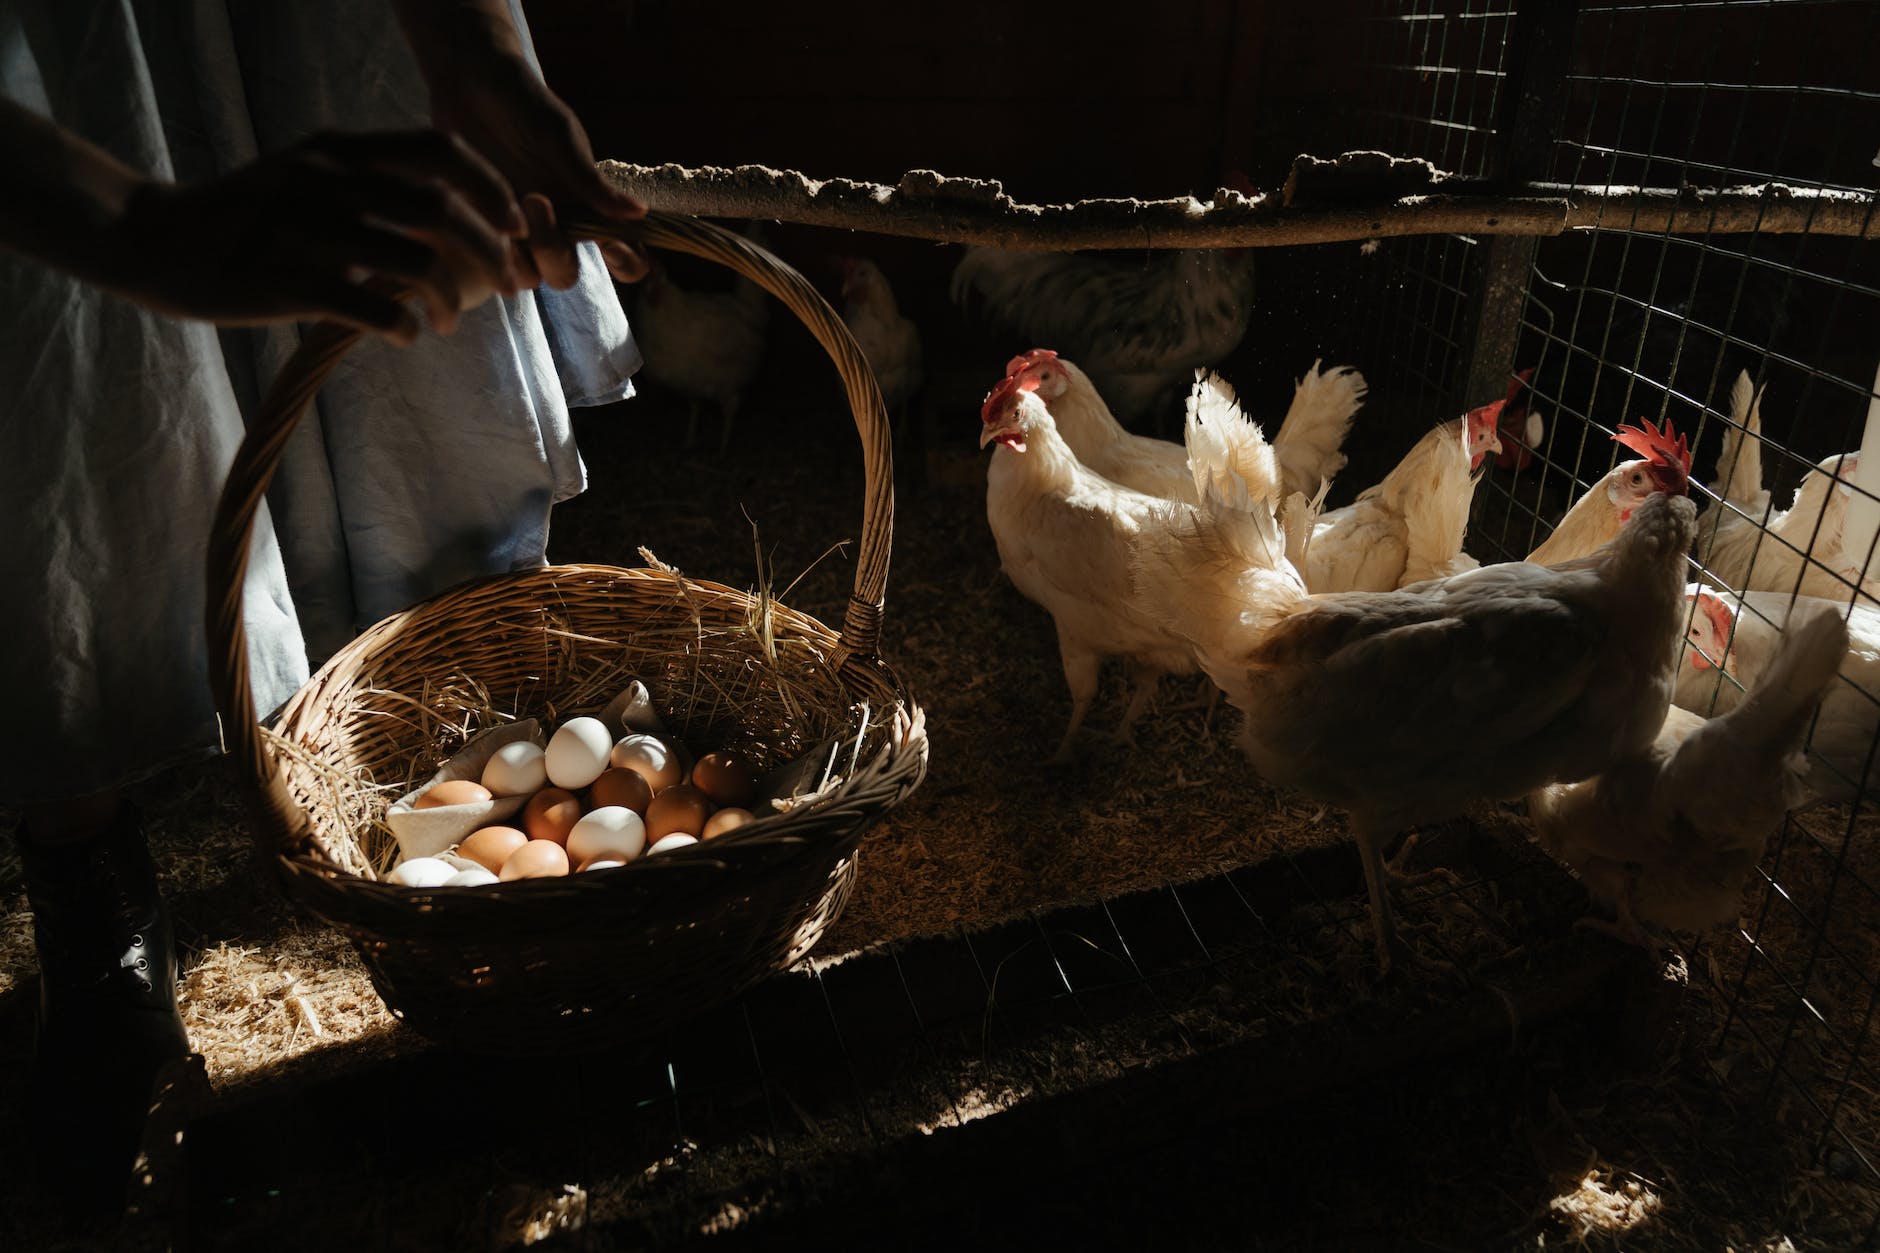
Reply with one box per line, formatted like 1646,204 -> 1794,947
1674,602 -> 1848,824
1271,361 -> 1367,500
1186,369 -> 1282,506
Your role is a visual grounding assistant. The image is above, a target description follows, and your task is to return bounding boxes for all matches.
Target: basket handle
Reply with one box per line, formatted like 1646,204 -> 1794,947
206,210 -> 894,794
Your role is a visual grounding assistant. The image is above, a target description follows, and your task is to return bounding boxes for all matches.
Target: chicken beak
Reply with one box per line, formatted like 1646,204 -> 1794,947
979,423 -> 1026,452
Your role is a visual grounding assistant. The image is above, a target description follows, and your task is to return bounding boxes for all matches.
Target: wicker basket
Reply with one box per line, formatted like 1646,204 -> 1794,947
203,212 -> 928,1055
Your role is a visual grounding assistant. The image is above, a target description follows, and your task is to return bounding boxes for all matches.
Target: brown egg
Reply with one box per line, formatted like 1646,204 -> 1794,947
588,767 -> 653,815
645,783 -> 712,842
457,825 -> 528,874
609,734 -> 682,793
414,779 -> 492,810
522,787 -> 582,846
702,807 -> 754,841
500,839 -> 570,880
690,751 -> 758,809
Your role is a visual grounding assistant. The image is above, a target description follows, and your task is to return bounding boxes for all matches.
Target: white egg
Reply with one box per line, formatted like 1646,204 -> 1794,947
545,717 -> 613,789
579,859 -> 626,873
386,857 -> 458,887
442,866 -> 500,887
566,805 -> 647,864
480,739 -> 547,796
648,833 -> 699,855
610,733 -> 682,792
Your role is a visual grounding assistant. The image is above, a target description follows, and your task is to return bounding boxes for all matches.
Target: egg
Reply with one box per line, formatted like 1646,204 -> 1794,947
690,751 -> 758,809
610,733 -> 682,793
443,866 -> 500,887
588,767 -> 653,815
566,806 -> 647,865
500,839 -> 570,880
702,807 -> 754,840
545,717 -> 614,789
413,779 -> 493,810
480,740 -> 548,796
578,858 -> 627,873
458,825 -> 528,873
648,833 -> 699,855
386,857 -> 458,887
645,782 -> 712,841
522,788 -> 582,846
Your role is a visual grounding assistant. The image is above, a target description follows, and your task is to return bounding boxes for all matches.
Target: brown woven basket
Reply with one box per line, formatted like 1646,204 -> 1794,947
203,212 -> 928,1055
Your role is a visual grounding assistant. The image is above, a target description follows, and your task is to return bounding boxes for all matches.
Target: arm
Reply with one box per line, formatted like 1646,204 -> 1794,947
0,97 -> 526,342
390,0 -> 648,286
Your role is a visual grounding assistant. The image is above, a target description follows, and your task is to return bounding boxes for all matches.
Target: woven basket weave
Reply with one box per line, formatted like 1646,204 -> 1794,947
203,212 -> 928,1055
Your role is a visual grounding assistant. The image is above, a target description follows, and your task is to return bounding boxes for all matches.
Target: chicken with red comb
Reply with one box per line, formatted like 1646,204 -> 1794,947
1489,368 -> 1544,473
1525,418 -> 1692,564
1000,348 -> 1364,506
1673,587 -> 1880,805
979,366 -> 1284,761
1134,372 -> 1701,975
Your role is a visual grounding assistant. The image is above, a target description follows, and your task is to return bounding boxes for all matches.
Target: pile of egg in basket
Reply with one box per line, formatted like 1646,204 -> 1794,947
380,680 -> 830,887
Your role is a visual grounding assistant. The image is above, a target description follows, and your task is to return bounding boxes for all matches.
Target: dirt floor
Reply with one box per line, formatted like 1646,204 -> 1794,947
2,262 -> 1879,1250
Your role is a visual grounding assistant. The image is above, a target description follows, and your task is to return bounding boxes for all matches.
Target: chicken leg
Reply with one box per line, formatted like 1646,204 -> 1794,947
1051,633 -> 1101,765
1353,818 -> 1456,978
1109,664 -> 1161,748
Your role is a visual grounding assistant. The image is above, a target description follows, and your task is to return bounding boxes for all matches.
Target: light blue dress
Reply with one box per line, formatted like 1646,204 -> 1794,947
0,1 -> 640,805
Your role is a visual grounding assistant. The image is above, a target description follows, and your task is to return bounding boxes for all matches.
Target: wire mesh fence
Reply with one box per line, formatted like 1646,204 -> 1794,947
1325,0 -> 1880,1223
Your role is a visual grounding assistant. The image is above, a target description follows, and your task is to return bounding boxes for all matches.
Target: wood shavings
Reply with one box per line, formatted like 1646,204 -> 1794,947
1548,1168 -> 1664,1241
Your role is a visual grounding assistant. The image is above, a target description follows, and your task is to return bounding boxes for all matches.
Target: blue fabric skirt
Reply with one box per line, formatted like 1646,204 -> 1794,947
0,0 -> 640,803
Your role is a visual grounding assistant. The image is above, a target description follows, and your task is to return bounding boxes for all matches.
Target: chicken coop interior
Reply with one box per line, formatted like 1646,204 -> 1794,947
2,1 -> 1879,1249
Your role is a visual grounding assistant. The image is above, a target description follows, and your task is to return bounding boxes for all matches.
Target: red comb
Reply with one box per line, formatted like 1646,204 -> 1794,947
979,372 -> 1040,424
1686,589 -> 1736,670
1611,417 -> 1692,473
1004,348 -> 1058,378
1466,397 -> 1507,425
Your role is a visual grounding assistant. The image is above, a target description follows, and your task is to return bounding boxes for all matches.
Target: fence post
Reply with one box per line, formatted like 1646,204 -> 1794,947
1456,0 -> 1580,413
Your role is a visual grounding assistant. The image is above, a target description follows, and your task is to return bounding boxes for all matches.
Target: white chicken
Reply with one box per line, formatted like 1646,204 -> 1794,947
1696,370 -> 1873,604
631,238 -> 770,450
1134,374 -> 1701,974
1675,585 -> 1880,803
979,369 -> 1273,763
1004,348 -> 1364,505
1524,419 -> 1692,564
1294,398 -> 1504,593
1529,603 -> 1847,941
951,243 -> 1256,423
838,256 -> 924,420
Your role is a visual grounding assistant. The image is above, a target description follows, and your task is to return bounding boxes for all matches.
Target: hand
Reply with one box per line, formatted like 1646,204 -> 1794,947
424,54 -> 650,289
108,130 -> 528,344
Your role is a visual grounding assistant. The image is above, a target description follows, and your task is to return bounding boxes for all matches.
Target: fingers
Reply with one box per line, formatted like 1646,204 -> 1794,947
522,194 -> 581,290
292,277 -> 423,346
308,129 -> 524,236
525,98 -> 644,223
300,221 -> 464,334
323,169 -> 519,295
597,239 -> 649,284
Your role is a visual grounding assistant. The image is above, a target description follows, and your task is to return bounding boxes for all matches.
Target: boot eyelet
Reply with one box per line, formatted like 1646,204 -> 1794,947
135,957 -> 148,970
130,934 -> 144,948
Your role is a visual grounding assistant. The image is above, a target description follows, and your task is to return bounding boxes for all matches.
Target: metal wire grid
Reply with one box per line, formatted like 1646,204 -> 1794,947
1337,1 -> 1517,422
1450,0 -> 1880,1219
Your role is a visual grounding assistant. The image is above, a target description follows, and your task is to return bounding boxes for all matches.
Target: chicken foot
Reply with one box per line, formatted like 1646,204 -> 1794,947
1383,832 -> 1464,893
1355,821 -> 1459,979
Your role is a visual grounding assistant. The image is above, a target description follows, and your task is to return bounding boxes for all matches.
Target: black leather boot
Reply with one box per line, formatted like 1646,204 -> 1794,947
15,804 -> 191,1215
